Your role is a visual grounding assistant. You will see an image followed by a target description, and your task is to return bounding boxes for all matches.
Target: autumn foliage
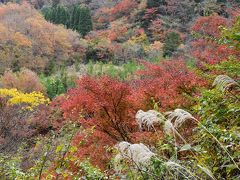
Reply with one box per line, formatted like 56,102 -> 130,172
1,0 -> 240,178
191,39 -> 236,65
133,60 -> 204,110
60,76 -> 137,168
0,89 -> 49,152
191,13 -> 228,37
58,60 -> 205,168
110,0 -> 138,20
191,14 -> 240,65
62,76 -> 137,141
0,68 -> 45,93
0,3 -> 83,73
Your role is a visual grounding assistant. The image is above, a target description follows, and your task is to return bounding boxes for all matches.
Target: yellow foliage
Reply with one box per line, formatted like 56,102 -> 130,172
0,88 -> 49,110
127,33 -> 149,46
13,32 -> 32,47
54,28 -> 72,50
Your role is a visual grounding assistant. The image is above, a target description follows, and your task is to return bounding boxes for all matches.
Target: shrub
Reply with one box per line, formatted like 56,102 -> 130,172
134,60 -> 204,110
190,14 -> 240,65
194,88 -> 240,179
61,76 -> 136,141
86,61 -> 140,80
0,88 -> 49,110
0,89 -> 49,152
0,68 -> 45,93
40,71 -> 76,100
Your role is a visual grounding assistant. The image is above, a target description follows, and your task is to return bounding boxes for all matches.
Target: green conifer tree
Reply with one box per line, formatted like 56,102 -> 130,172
163,32 -> 181,57
147,0 -> 166,8
78,7 -> 93,36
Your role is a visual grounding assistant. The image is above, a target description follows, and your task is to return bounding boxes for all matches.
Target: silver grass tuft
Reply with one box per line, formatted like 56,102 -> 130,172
135,110 -> 166,131
212,75 -> 239,92
114,141 -> 155,171
164,109 -> 196,134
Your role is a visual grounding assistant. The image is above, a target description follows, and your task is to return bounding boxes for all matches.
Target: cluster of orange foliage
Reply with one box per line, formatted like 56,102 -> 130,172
94,0 -> 138,25
0,3 -> 84,73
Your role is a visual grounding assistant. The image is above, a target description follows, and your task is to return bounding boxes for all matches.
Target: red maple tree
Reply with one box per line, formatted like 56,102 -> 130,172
61,76 -> 138,142
60,76 -> 141,168
131,60 -> 204,110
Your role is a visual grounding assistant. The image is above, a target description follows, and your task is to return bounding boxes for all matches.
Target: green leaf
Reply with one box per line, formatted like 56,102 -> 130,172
69,146 -> 77,153
179,144 -> 192,152
56,168 -> 62,174
56,144 -> 64,153
193,145 -> 201,152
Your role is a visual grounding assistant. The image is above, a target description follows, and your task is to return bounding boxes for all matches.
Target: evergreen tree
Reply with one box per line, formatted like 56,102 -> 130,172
69,6 -> 77,29
42,7 -> 52,21
51,7 -> 57,23
78,7 -> 93,36
147,0 -> 166,8
57,6 -> 69,25
42,5 -> 93,36
163,32 -> 181,57
73,6 -> 80,31
52,0 -> 60,7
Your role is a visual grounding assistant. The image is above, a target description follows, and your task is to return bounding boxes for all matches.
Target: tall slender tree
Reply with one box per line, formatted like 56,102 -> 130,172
78,6 -> 93,36
42,5 -> 93,36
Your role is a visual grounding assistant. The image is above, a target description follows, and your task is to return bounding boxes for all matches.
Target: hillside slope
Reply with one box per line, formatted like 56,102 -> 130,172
0,0 -> 239,179
0,2 -> 86,73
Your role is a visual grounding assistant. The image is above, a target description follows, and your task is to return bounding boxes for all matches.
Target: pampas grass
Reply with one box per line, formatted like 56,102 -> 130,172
212,75 -> 239,92
131,107 -> 239,179
114,141 -> 155,170
166,109 -> 196,128
164,109 -> 196,134
165,161 -> 201,179
136,109 -> 195,133
135,110 -> 166,131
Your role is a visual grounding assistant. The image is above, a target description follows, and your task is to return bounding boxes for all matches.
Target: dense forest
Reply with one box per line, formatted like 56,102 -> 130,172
0,0 -> 239,179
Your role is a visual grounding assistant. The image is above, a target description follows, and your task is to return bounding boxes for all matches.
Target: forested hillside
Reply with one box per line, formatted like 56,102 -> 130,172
0,0 -> 240,179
